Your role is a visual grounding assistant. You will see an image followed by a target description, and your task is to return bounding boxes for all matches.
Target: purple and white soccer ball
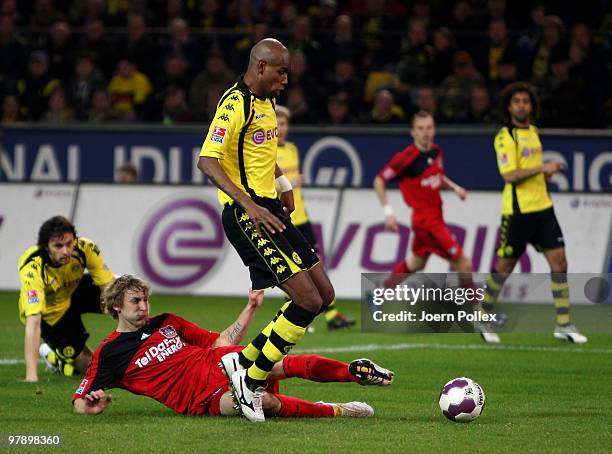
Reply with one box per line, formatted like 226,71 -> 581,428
438,377 -> 485,422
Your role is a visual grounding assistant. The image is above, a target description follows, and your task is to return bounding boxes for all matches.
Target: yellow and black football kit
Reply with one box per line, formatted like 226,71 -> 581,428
483,125 -> 570,327
276,141 -> 319,251
493,125 -> 564,259
18,237 -> 114,359
200,78 -> 320,390
199,78 -> 318,290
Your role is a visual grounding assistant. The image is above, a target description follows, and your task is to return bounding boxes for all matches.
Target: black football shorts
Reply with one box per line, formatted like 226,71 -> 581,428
497,207 -> 565,259
222,196 -> 319,290
40,274 -> 102,359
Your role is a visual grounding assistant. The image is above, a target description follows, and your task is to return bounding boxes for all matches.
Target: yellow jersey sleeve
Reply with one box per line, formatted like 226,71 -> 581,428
494,127 -> 518,175
78,237 -> 114,287
18,259 -> 46,318
200,90 -> 246,160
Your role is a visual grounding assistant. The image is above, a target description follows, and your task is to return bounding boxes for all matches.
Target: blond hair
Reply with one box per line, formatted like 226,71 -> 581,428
102,274 -> 150,319
275,105 -> 291,120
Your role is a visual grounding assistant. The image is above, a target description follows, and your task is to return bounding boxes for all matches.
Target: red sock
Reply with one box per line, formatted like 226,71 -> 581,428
275,394 -> 335,417
384,261 -> 412,288
265,377 -> 280,394
282,355 -> 358,383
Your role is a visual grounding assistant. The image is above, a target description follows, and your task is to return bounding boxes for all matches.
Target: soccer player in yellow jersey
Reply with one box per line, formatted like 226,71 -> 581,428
18,216 -> 114,382
275,105 -> 356,331
479,82 -> 587,344
197,39 -> 336,422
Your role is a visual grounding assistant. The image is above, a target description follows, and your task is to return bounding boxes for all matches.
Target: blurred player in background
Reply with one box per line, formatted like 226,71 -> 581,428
479,82 -> 587,344
18,216 -> 114,382
73,275 -> 393,418
373,111 -> 473,288
116,161 -> 138,182
275,105 -> 355,331
197,38 -> 336,422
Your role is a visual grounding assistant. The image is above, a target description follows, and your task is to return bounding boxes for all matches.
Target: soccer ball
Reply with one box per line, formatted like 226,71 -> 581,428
438,377 -> 485,422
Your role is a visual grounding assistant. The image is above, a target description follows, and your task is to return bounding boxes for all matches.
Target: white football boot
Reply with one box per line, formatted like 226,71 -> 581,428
475,320 -> 501,343
318,401 -> 374,417
219,351 -> 242,378
554,324 -> 588,344
230,369 -> 265,422
39,343 -> 59,373
348,358 -> 394,386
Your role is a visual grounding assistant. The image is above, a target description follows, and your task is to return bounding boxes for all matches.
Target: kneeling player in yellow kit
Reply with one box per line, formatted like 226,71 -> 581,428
18,216 -> 114,382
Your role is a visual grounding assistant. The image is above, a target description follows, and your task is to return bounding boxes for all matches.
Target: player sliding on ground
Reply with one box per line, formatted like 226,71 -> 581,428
197,38 -> 337,422
73,275 -> 394,419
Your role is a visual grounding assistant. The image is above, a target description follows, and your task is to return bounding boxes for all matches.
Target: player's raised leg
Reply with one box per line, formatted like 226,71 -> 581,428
270,354 -> 394,386
384,254 -> 427,289
243,271 -> 324,387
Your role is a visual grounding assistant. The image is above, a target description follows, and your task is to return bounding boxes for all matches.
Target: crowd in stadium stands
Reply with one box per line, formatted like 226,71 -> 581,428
0,0 -> 610,127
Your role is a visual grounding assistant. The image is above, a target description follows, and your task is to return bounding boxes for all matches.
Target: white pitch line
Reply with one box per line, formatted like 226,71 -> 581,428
1,342 -> 612,366
293,342 -> 612,355
0,358 -> 25,365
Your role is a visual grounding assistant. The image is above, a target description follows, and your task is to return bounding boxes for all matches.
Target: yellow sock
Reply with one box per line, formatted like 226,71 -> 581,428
552,275 -> 570,326
324,300 -> 339,322
246,302 -> 315,386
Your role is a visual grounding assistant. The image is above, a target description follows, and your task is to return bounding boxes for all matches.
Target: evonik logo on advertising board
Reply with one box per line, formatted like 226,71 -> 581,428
133,192 -> 226,291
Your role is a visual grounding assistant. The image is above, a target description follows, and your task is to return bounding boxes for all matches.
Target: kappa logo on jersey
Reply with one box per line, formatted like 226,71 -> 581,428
135,337 -> 184,368
27,289 -> 39,305
210,125 -> 227,144
76,378 -> 88,395
160,325 -> 178,338
255,112 -> 265,120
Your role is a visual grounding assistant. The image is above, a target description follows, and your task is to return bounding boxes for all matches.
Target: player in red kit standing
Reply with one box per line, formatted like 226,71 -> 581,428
72,275 -> 393,419
373,111 -> 473,288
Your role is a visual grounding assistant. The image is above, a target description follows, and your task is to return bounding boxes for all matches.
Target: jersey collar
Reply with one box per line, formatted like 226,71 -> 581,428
237,76 -> 267,101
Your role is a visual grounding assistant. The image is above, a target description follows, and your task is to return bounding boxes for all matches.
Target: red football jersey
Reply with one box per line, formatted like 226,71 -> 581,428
378,143 -> 445,225
73,313 -> 232,415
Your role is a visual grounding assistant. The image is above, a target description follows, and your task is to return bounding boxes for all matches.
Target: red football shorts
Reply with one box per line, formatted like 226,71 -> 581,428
411,220 -> 463,261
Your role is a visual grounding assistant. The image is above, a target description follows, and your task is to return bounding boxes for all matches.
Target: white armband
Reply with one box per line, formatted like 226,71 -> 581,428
383,204 -> 395,217
275,175 -> 293,192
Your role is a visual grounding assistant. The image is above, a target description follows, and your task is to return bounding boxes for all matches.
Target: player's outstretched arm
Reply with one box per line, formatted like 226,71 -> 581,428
24,314 -> 42,382
441,175 -> 467,200
213,289 -> 264,347
198,157 -> 285,234
73,390 -> 112,415
373,176 -> 399,233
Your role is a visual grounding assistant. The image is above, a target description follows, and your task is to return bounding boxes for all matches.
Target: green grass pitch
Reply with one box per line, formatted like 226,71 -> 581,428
1,291 -> 611,453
